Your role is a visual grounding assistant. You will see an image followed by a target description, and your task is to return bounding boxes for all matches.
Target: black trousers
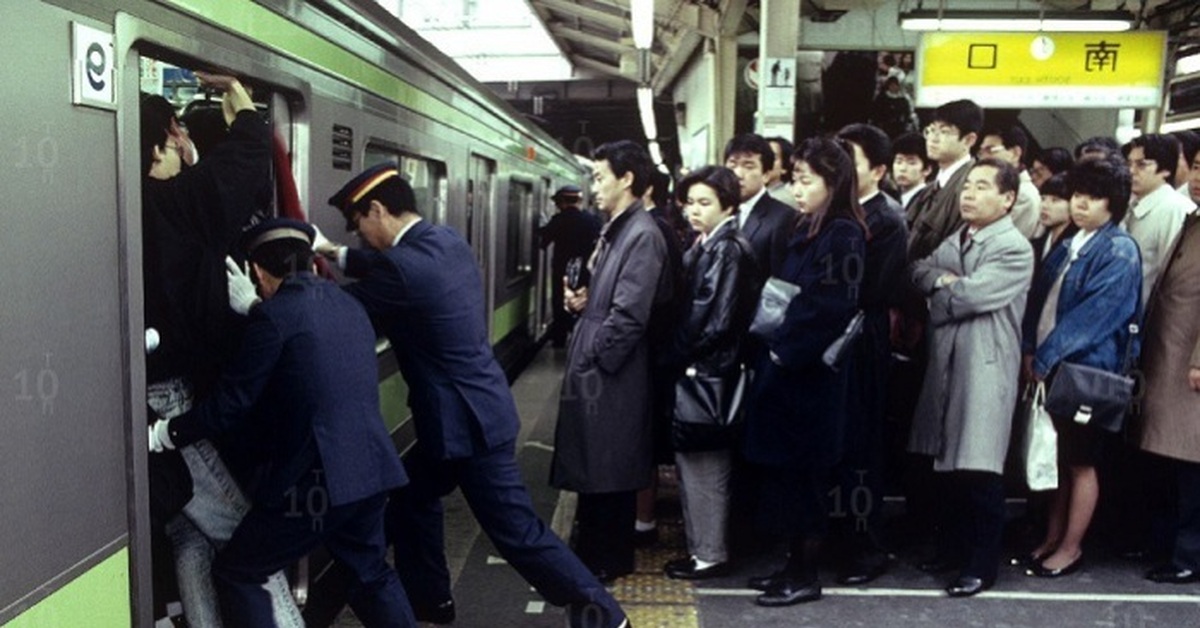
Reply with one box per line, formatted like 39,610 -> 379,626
216,488 -> 413,628
386,441 -> 622,624
934,470 -> 1005,582
1174,460 -> 1200,571
574,491 -> 637,576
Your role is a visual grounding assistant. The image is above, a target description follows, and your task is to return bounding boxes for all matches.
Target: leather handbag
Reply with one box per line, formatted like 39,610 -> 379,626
822,310 -> 865,371
672,365 -> 748,452
1044,323 -> 1138,433
749,277 -> 801,339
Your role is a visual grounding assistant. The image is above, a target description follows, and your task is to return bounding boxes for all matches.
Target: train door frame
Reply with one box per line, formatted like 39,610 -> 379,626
467,154 -> 497,336
534,177 -> 553,339
116,13 -> 313,625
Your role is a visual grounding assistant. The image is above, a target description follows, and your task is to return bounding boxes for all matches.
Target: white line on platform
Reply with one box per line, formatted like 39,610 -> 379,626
486,555 -> 509,565
524,440 -> 555,452
693,588 -> 1200,604
525,601 -> 546,614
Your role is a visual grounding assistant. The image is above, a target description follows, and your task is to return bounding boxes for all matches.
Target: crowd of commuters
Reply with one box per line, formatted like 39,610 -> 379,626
140,65 -> 1199,627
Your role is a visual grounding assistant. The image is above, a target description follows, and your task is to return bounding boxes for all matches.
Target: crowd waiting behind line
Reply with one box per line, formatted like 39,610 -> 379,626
139,69 -> 1199,628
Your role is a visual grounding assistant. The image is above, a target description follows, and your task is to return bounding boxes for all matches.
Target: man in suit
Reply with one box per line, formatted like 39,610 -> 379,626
149,219 -> 413,627
979,125 -> 1042,238
910,159 -> 1033,597
317,164 -> 629,628
538,184 -> 601,347
724,133 -> 795,278
892,131 -> 932,212
906,99 -> 983,263
552,140 -> 668,584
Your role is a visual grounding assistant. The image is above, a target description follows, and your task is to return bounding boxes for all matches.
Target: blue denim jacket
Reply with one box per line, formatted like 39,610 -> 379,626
1023,221 -> 1143,379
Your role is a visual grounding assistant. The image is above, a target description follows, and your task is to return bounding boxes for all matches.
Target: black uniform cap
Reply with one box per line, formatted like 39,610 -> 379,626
552,184 -> 583,201
243,217 -> 315,255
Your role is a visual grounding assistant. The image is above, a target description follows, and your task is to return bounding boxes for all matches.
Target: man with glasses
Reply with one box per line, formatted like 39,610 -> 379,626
1122,134 -> 1195,305
906,100 -> 983,263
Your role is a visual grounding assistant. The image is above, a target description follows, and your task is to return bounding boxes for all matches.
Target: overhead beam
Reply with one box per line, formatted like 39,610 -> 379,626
536,0 -> 629,32
550,23 -> 637,56
571,54 -> 634,80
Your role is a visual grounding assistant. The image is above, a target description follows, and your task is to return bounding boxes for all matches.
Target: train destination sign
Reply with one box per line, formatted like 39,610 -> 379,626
916,31 -> 1167,108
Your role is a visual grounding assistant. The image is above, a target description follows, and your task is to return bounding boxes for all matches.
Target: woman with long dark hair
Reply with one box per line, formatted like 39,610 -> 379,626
743,138 -> 867,607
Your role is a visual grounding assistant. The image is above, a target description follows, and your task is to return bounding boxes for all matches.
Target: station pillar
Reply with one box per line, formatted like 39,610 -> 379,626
755,0 -> 799,139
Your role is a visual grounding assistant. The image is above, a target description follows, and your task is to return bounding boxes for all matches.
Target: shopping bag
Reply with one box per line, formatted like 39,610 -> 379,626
1020,381 -> 1058,492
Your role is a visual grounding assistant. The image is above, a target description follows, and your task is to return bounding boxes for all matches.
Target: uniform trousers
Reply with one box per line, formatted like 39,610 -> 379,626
215,477 -> 413,628
387,440 -> 625,628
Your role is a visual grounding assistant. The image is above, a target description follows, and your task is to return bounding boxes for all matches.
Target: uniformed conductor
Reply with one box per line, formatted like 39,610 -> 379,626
317,164 -> 630,628
148,218 -> 413,627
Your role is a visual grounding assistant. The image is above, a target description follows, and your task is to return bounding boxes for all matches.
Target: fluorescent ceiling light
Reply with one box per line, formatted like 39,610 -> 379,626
649,141 -> 664,166
899,10 -> 1134,32
631,0 -> 654,49
638,86 -> 657,140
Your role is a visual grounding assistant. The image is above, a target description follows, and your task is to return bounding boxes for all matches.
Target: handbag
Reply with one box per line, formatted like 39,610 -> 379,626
1019,382 -> 1058,491
749,277 -> 801,339
822,310 -> 865,371
672,365 -> 748,452
1044,323 -> 1138,433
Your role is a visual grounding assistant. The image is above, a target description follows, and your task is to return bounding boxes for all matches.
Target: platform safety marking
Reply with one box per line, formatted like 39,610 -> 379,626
525,601 -> 545,614
693,587 -> 1200,603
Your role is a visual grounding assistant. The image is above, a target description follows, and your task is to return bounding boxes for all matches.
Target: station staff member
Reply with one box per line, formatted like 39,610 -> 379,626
316,164 -> 630,628
148,218 -> 413,627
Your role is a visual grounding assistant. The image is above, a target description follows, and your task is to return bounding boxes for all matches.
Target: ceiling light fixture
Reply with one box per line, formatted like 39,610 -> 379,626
899,9 -> 1136,33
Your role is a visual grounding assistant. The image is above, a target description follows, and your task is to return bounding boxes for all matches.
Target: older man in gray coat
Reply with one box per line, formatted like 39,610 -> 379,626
909,158 -> 1034,597
551,140 -> 668,583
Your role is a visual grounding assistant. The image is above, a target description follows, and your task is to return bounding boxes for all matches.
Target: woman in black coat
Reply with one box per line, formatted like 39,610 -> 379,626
743,138 -> 868,607
660,166 -> 759,581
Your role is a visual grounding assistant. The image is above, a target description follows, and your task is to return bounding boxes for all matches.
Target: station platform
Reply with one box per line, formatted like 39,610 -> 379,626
336,348 -> 1200,628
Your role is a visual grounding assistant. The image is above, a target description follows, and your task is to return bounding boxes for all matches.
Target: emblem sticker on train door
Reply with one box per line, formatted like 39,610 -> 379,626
72,23 -> 115,109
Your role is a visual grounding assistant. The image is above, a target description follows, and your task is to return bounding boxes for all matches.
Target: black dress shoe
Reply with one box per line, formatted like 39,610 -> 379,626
755,577 -> 822,607
413,599 -> 455,624
747,570 -> 785,591
1026,555 -> 1083,578
664,557 -> 731,580
1145,564 -> 1200,584
836,554 -> 891,585
633,527 -> 659,547
945,576 -> 992,597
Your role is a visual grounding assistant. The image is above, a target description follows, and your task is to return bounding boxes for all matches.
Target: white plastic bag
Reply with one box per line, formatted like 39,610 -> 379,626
1020,382 -> 1058,491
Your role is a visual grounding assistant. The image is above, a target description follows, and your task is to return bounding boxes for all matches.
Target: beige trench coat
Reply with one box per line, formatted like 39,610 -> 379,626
1135,213 -> 1200,463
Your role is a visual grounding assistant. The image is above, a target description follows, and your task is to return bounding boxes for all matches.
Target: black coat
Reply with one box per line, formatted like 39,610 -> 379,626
539,206 -> 601,275
744,217 -> 866,469
667,220 -> 759,376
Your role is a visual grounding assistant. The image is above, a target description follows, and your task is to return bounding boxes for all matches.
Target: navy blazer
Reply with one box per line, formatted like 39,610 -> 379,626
741,193 -> 795,280
343,220 -> 520,459
169,273 -> 407,508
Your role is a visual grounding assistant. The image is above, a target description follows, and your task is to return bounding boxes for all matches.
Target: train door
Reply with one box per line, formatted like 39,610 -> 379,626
467,155 -> 496,334
364,146 -> 448,225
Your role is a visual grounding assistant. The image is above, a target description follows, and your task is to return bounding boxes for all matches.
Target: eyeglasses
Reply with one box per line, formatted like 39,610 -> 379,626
344,211 -> 362,233
923,125 -> 959,138
1129,159 -> 1158,171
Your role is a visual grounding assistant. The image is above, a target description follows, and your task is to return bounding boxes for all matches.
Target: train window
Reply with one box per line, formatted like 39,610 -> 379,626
363,146 -> 447,224
505,178 -> 534,282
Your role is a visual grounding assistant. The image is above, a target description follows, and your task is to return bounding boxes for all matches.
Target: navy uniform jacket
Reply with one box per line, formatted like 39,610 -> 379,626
169,273 -> 407,507
343,220 -> 520,460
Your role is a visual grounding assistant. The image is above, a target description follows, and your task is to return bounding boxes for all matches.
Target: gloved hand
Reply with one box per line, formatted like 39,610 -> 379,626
148,419 -> 175,453
226,256 -> 261,315
311,224 -> 341,259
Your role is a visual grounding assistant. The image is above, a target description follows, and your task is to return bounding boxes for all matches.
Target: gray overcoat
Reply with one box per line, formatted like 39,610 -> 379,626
1135,213 -> 1200,464
909,216 -> 1034,473
551,201 -> 668,493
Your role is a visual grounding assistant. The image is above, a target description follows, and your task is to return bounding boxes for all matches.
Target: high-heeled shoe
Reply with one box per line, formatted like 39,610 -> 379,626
1026,554 -> 1083,578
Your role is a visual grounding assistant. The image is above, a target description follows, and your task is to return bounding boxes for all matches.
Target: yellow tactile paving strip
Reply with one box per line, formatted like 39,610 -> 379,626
609,467 -> 702,628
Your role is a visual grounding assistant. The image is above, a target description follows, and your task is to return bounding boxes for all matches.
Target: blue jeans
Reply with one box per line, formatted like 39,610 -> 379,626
149,378 -> 304,628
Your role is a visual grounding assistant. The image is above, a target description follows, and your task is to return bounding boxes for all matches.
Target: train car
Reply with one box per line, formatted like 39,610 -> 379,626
0,0 -> 585,625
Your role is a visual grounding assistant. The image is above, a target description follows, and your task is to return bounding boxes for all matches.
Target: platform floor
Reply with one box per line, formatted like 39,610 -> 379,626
336,347 -> 1200,628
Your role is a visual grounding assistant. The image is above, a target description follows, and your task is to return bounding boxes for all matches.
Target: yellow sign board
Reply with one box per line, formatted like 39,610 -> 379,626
917,31 -> 1166,108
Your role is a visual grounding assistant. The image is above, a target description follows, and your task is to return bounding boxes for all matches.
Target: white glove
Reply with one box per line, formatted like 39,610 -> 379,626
226,256 -> 261,315
148,419 -> 175,453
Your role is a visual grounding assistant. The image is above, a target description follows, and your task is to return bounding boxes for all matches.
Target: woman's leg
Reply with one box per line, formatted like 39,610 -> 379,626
1032,484 -> 1070,558
1041,465 -> 1098,569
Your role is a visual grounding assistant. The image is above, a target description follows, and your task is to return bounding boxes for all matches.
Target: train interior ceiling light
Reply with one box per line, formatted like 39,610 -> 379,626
899,9 -> 1137,32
